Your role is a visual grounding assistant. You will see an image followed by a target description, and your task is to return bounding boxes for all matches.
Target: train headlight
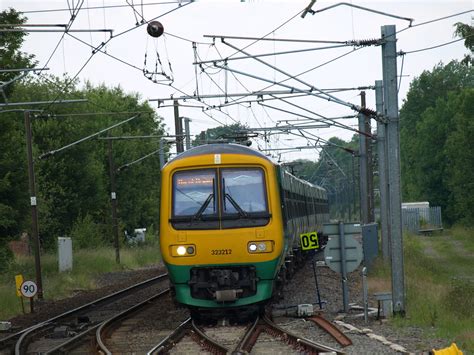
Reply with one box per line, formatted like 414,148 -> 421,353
247,241 -> 273,254
170,244 -> 196,257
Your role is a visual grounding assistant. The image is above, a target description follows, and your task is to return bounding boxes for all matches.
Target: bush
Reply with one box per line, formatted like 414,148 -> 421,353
0,241 -> 13,273
444,277 -> 474,318
70,214 -> 104,249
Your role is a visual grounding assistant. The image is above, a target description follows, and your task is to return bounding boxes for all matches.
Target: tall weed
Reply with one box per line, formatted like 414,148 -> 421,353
0,244 -> 161,320
70,214 -> 104,249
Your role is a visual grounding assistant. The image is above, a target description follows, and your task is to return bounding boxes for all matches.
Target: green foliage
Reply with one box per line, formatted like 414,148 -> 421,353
0,9 -> 34,271
70,214 -> 104,249
291,136 -> 359,219
0,245 -> 162,319
193,123 -> 249,146
388,230 -> 474,352
444,89 -> 474,224
0,8 -> 36,267
400,61 -> 474,225
444,278 -> 474,319
1,74 -> 165,250
454,22 -> 474,65
0,240 -> 13,273
0,8 -> 36,99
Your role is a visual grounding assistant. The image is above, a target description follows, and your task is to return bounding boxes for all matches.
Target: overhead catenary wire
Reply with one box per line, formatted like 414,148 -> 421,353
60,10 -> 239,127
226,7 -> 304,60
117,147 -> 164,171
258,102 -> 371,138
66,32 -> 233,126
16,5 -> 472,156
39,114 -> 142,159
38,1 -> 84,74
398,53 -> 405,93
397,9 -> 473,34
402,37 -> 469,55
212,62 -> 377,123
208,40 -> 265,127
308,2 -> 414,25
19,1 -> 187,14
214,8 -> 470,115
219,46 -> 363,110
35,110 -> 151,118
195,43 -> 352,65
39,2 -> 192,112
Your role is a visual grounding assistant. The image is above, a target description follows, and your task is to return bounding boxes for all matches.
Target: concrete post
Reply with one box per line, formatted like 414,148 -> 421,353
375,80 -> 390,261
358,93 -> 369,224
381,25 -> 405,315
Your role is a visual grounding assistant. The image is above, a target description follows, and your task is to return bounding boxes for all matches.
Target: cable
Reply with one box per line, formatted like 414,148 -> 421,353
42,51 -> 96,112
38,2 -> 192,112
227,7 -> 303,60
165,32 -> 213,45
109,2 -> 193,42
20,1 -> 186,14
210,43 -> 264,127
398,53 -> 405,93
403,37 -> 467,55
66,32 -> 234,126
220,47 -> 362,110
39,1 -> 84,71
67,33 -> 141,72
397,9 -> 473,34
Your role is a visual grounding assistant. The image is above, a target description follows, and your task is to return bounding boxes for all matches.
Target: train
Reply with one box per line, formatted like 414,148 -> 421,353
159,143 -> 329,315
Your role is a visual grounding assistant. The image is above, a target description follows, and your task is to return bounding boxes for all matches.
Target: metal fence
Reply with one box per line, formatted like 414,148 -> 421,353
402,206 -> 443,234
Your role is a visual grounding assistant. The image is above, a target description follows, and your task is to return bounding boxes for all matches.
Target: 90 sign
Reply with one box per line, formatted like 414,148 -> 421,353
20,280 -> 38,298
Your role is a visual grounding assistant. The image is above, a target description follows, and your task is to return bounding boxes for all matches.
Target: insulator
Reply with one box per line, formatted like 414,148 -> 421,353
350,38 -> 380,46
359,107 -> 378,117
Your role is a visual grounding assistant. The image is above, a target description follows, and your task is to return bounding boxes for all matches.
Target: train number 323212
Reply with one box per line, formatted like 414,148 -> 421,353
211,249 -> 232,255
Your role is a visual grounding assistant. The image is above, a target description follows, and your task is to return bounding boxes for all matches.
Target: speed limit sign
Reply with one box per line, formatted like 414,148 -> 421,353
20,281 -> 38,298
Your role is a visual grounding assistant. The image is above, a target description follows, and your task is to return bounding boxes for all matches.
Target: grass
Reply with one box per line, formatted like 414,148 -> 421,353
369,226 -> 474,352
0,243 -> 161,320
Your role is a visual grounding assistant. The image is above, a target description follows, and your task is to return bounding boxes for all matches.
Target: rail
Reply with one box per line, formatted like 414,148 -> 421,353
0,274 -> 167,354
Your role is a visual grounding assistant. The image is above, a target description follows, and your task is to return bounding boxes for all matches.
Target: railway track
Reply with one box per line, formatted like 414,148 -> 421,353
146,314 -> 344,354
0,273 -> 169,354
95,288 -> 174,354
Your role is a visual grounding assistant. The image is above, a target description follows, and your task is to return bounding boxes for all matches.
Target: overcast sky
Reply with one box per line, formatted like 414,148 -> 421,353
2,0 -> 472,162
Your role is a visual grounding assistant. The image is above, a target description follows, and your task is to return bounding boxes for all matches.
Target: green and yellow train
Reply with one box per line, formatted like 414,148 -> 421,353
159,143 -> 329,313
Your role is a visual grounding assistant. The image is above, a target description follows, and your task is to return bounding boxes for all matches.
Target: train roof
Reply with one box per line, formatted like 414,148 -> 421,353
169,143 -> 275,163
166,143 -> 325,192
281,167 -> 326,192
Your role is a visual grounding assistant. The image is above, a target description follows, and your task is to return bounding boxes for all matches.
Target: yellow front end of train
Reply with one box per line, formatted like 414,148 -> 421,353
159,144 -> 286,309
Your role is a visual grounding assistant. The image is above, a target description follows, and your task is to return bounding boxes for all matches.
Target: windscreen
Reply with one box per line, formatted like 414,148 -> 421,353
172,169 -> 216,217
222,168 -> 267,214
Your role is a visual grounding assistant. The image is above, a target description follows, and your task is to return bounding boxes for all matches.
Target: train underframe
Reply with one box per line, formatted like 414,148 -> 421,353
169,247 -> 320,322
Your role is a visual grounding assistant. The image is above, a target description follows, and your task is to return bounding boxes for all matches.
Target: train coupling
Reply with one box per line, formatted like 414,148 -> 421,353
214,289 -> 243,302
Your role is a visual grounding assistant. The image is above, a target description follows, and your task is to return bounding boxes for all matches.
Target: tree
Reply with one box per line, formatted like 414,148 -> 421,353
193,123 -> 249,146
0,8 -> 36,269
0,8 -> 36,100
400,61 -> 474,202
454,22 -> 474,66
444,89 -> 474,224
6,75 -> 165,249
400,60 -> 474,225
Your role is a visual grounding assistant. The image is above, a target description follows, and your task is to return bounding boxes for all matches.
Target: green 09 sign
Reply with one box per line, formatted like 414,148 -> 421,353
299,232 -> 319,251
